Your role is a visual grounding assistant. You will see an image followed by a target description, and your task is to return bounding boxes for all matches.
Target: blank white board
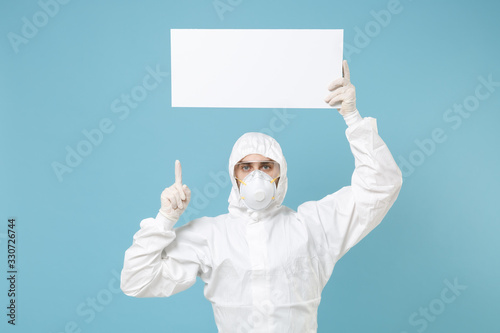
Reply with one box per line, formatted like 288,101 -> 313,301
170,29 -> 343,109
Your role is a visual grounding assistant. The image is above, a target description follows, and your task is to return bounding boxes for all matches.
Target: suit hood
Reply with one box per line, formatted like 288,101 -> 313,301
228,132 -> 288,217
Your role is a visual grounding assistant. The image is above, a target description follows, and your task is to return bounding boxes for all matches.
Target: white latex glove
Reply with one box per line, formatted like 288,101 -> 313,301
159,160 -> 191,223
324,60 -> 357,116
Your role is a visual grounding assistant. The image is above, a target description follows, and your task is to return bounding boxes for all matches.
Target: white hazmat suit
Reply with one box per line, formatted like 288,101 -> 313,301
120,113 -> 403,332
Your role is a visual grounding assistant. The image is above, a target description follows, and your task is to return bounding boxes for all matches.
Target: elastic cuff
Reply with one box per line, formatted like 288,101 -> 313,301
343,109 -> 362,127
155,211 -> 178,230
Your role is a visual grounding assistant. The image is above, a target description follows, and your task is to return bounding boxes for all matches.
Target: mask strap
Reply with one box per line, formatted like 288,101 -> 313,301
270,176 -> 279,183
235,177 -> 246,186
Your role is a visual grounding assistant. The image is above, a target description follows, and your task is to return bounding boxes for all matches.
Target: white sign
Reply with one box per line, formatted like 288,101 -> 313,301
170,29 -> 343,109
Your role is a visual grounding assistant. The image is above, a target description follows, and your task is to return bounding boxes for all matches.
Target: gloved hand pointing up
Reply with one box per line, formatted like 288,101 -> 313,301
159,160 -> 191,223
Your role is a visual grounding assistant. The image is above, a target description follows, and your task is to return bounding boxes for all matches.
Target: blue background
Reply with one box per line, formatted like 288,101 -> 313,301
1,0 -> 499,332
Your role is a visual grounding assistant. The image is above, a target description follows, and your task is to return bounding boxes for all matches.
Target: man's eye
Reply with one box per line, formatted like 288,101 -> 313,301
261,162 -> 273,169
242,165 -> 250,171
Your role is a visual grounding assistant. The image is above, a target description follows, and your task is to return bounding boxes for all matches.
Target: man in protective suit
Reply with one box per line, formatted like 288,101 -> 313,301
120,61 -> 403,332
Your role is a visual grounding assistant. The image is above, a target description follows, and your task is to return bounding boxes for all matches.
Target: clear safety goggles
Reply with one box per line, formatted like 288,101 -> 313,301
234,160 -> 280,180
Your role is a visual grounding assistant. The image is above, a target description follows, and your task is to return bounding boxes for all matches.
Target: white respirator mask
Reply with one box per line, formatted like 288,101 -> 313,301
236,170 -> 279,211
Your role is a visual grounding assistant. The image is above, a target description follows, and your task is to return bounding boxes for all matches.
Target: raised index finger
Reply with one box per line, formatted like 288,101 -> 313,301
342,60 -> 350,81
175,160 -> 182,185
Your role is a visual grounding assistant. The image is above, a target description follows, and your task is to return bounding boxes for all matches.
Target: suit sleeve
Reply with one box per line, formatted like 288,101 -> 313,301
120,213 -> 212,297
297,115 -> 403,263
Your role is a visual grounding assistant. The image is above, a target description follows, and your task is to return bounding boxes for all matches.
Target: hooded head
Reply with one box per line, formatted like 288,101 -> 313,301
228,132 -> 288,215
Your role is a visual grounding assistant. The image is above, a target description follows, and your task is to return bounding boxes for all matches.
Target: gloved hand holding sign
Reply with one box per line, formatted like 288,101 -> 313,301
159,160 -> 191,223
324,60 -> 357,116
